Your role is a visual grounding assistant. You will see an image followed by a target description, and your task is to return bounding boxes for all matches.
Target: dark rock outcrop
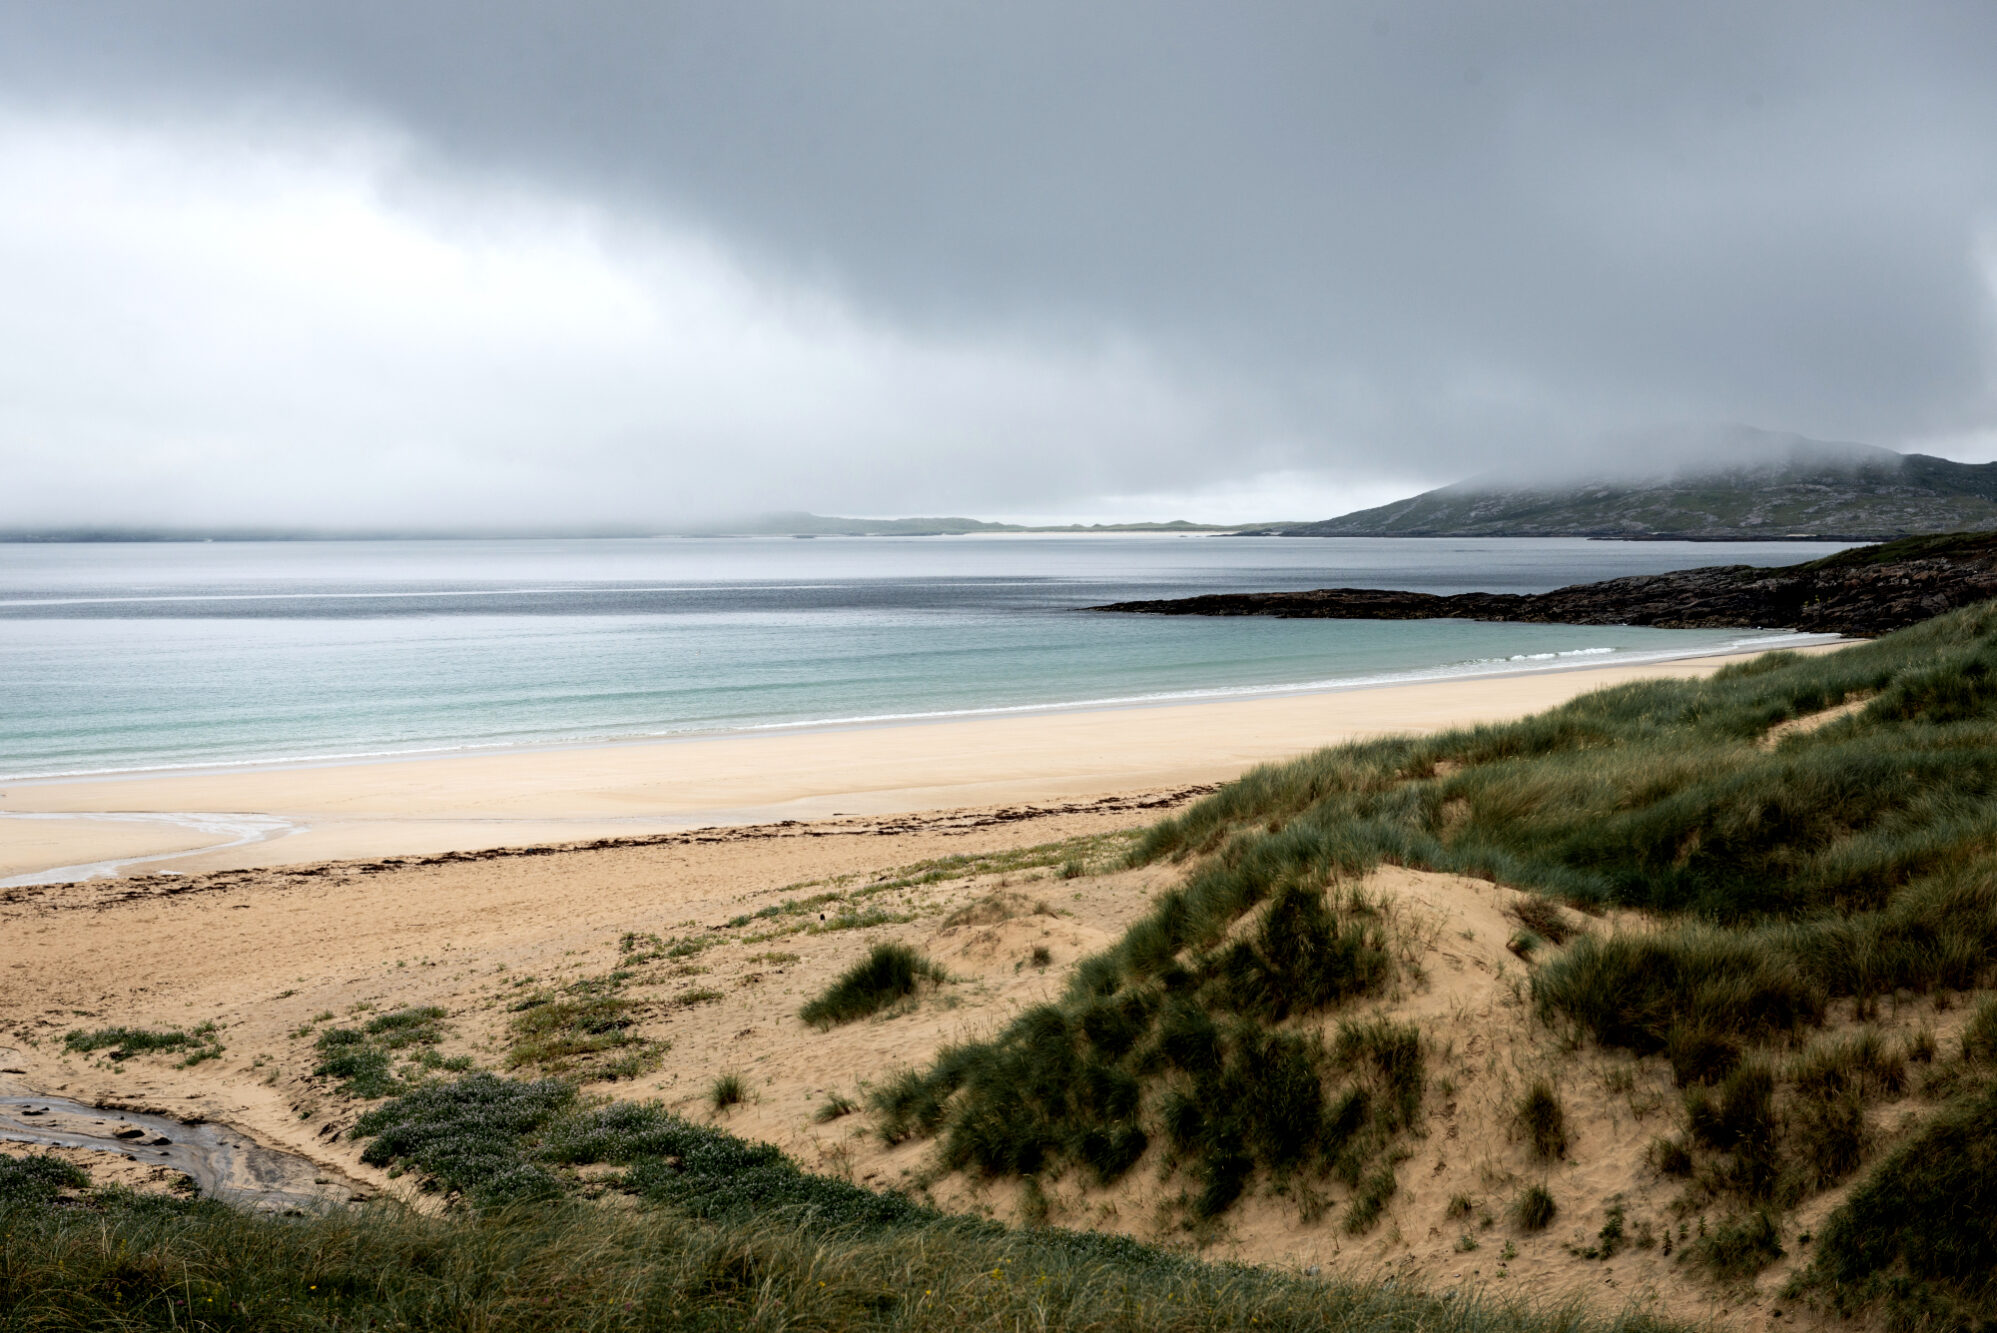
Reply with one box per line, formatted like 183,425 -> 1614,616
1092,533 -> 1997,638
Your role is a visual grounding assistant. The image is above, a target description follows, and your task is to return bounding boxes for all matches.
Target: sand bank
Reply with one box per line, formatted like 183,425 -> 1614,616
0,643 -> 1845,881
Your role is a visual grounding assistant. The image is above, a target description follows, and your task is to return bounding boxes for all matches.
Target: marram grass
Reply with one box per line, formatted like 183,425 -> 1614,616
0,1179 -> 1687,1333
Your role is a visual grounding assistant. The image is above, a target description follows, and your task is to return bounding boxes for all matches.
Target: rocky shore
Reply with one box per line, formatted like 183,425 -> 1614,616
1092,532 -> 1997,637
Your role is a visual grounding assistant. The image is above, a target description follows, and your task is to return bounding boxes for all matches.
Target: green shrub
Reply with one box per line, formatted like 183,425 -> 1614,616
315,1041 -> 402,1099
312,1006 -> 470,1098
364,1005 -> 447,1048
800,943 -> 947,1028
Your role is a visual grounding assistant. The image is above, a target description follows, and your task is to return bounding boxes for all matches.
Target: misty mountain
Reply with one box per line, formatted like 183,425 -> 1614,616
1263,432 -> 1997,540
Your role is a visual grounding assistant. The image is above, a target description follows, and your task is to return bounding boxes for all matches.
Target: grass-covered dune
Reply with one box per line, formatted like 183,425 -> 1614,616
883,601 -> 1997,1328
1,1107 -> 1676,1333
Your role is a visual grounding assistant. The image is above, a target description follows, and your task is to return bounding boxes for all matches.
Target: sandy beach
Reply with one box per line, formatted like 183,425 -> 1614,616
0,645 -> 1841,883
3,636 -> 1908,1329
0,637 -> 1884,1327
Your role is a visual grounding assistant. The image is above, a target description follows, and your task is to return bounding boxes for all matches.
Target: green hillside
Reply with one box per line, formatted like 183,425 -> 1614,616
1275,434 -> 1997,540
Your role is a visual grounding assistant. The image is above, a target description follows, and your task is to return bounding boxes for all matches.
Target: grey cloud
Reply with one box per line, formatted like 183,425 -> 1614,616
3,1 -> 1996,515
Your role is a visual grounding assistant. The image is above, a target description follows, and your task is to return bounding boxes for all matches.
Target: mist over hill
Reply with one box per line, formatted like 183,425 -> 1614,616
1260,430 -> 1997,540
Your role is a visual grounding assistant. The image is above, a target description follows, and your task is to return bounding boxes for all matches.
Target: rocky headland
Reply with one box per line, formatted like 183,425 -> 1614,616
1093,532 -> 1997,637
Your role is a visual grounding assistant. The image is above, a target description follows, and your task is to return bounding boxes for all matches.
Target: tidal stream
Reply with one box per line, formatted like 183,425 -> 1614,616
0,1095 -> 357,1212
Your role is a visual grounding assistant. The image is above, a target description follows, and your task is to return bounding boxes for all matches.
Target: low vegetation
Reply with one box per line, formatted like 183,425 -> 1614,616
801,943 -> 949,1028
708,1072 -> 747,1113
0,1155 -> 90,1206
506,972 -> 664,1083
64,1022 -> 224,1068
0,1138 -> 1694,1333
1788,1004 -> 1997,1327
313,1006 -> 469,1099
719,831 -> 1135,941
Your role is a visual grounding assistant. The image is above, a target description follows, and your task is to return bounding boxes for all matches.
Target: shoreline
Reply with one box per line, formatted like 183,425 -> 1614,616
2,628 -> 1838,787
0,639 -> 1851,883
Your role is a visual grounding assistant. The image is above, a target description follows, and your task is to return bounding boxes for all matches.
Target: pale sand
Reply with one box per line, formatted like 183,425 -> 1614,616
0,644 -> 1846,880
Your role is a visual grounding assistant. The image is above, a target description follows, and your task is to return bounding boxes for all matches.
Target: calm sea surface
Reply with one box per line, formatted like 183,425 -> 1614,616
0,536 -> 1853,779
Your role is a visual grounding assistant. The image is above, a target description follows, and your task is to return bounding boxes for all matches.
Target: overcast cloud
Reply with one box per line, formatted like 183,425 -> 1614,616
3,2 -> 1996,527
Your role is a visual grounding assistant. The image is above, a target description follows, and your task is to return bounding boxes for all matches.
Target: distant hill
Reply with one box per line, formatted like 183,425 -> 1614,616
1255,430 -> 1997,540
686,513 -> 1255,537
0,515 -> 1263,542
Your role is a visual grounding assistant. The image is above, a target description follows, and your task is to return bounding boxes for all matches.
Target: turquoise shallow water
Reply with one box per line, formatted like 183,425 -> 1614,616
0,536 -> 1851,778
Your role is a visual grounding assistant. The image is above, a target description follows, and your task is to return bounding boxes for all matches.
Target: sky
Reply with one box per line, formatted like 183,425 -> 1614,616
3,3 -> 1997,530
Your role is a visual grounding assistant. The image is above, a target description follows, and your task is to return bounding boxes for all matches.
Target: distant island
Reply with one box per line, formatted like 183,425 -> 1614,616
1094,531 -> 1997,638
681,513 -> 1268,537
0,515 -> 1274,542
1244,429 -> 1997,541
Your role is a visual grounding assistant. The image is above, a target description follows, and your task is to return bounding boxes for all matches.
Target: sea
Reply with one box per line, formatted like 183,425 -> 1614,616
0,535 -> 1854,780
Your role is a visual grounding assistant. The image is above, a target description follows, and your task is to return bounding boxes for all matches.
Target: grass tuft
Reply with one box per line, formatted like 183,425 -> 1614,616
315,1006 -> 468,1099
1509,1189 -> 1557,1229
1514,1185 -> 1558,1232
1515,1080 -> 1568,1161
709,1072 -> 748,1112
800,943 -> 948,1029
